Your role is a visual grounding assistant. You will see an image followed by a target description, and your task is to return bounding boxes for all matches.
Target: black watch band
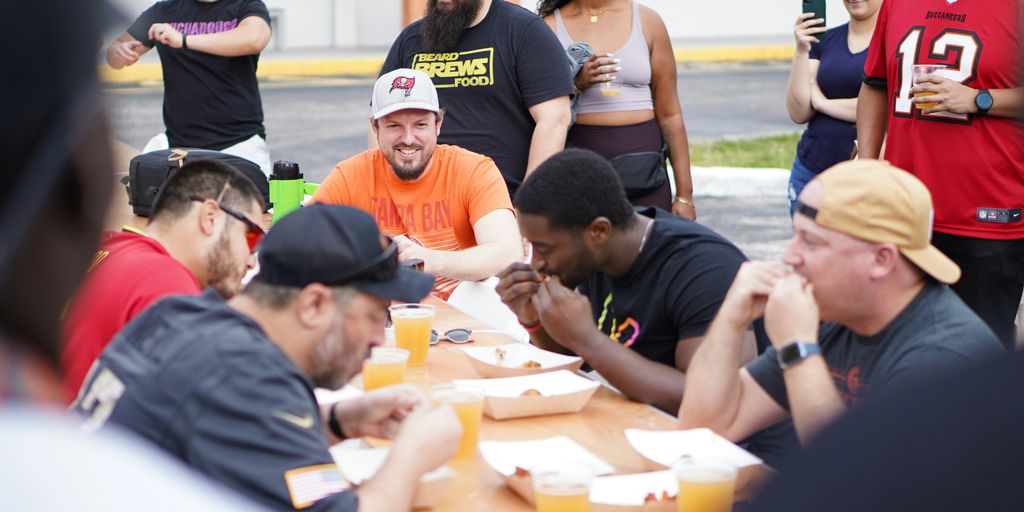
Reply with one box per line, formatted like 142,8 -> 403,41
777,341 -> 822,370
975,89 -> 993,116
328,403 -> 346,439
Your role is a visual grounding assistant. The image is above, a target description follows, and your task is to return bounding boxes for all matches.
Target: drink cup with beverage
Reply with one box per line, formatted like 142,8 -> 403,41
912,64 -> 947,110
430,383 -> 485,459
389,303 -> 435,366
600,54 -> 620,97
531,461 -> 595,512
362,347 -> 409,391
673,457 -> 737,512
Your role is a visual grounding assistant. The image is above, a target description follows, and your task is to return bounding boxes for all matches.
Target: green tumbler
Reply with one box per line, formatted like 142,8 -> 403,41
269,160 -> 319,224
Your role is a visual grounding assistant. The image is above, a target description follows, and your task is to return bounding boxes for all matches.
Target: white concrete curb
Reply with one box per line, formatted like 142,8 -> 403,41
690,166 -> 789,199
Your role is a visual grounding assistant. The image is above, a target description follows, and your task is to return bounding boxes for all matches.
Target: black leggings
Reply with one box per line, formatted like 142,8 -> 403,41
931,232 -> 1024,351
567,118 -> 672,211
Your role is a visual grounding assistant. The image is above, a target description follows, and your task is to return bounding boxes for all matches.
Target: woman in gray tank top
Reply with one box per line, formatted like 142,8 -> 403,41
538,0 -> 696,219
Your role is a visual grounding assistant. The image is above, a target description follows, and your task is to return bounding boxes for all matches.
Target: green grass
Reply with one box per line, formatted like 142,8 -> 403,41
689,132 -> 800,169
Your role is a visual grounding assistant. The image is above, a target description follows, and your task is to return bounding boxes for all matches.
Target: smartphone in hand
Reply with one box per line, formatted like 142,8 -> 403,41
400,258 -> 425,272
802,0 -> 827,40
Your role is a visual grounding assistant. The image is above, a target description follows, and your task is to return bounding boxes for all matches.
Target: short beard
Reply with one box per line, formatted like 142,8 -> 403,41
557,238 -> 597,290
206,229 -> 243,298
380,137 -> 433,181
389,158 -> 429,181
421,0 -> 481,53
310,311 -> 366,389
311,331 -> 348,389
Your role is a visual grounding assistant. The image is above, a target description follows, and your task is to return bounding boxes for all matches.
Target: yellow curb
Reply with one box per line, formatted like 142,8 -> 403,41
99,57 -> 387,84
674,45 -> 794,63
257,57 -> 385,79
99,46 -> 793,84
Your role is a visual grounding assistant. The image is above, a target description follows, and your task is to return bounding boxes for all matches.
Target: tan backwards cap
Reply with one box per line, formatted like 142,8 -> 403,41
795,159 -> 961,284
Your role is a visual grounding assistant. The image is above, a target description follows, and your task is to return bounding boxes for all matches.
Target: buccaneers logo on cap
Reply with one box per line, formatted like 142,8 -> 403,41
390,76 -> 416,97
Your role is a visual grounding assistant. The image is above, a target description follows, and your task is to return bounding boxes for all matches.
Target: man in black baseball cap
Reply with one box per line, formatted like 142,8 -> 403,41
72,204 -> 461,511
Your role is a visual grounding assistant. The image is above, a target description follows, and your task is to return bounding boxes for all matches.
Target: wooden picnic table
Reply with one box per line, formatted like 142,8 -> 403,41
405,298 -> 770,511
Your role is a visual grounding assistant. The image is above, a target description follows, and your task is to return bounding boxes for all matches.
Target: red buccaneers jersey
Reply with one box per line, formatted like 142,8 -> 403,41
60,229 -> 200,403
864,0 -> 1024,239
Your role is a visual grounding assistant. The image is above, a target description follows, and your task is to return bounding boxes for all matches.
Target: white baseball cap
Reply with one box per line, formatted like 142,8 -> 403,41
371,68 -> 440,120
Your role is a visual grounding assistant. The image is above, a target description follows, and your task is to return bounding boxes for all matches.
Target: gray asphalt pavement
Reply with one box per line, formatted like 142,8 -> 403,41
104,63 -> 797,261
106,62 -> 795,182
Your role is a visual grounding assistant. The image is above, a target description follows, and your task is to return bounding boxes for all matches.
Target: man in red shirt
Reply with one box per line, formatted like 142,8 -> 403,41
61,159 -> 265,401
857,0 -> 1024,350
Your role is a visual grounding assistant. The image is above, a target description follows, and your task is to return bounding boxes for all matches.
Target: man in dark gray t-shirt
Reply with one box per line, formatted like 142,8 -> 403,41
678,160 -> 1002,447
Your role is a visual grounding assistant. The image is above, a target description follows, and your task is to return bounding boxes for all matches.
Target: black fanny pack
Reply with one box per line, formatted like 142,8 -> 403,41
608,145 -> 669,198
122,148 -> 269,217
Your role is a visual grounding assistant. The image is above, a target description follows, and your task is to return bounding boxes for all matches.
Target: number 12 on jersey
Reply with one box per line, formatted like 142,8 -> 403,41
894,27 -> 981,123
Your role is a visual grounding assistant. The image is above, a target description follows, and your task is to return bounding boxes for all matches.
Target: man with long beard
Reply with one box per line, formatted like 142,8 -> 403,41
61,159 -> 264,402
379,0 -> 573,197
316,69 -> 522,300
71,204 -> 462,511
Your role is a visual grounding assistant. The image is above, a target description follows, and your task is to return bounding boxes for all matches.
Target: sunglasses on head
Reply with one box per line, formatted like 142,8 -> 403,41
189,195 -> 265,253
430,328 -> 473,345
332,236 -> 400,286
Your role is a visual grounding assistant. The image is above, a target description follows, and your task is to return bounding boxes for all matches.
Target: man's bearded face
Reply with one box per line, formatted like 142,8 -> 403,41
421,0 -> 483,53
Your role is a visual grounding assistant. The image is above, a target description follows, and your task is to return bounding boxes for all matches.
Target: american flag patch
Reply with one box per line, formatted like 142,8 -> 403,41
284,464 -> 350,509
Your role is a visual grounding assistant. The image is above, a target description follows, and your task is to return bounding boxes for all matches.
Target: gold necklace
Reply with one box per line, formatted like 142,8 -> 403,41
582,4 -> 614,23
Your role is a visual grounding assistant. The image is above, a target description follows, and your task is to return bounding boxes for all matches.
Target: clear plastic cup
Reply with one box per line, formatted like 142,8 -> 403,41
912,64 -> 947,110
389,303 -> 434,366
430,383 -> 485,459
361,347 -> 409,391
673,457 -> 737,512
600,55 -> 620,97
531,461 -> 595,512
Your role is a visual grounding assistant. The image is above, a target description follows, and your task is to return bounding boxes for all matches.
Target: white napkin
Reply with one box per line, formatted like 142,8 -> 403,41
329,445 -> 454,485
453,370 -> 599,398
480,436 -> 614,477
624,428 -> 762,468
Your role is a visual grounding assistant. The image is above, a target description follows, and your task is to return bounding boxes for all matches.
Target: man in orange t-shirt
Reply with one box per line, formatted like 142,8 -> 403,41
313,68 -> 522,299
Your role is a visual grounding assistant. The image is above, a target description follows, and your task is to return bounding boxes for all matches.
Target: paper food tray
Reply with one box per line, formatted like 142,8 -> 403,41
460,343 -> 583,378
454,370 -> 599,420
480,436 -> 614,506
625,428 -> 764,491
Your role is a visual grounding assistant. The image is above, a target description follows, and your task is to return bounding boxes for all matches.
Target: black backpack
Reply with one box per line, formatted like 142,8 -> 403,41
121,148 -> 270,217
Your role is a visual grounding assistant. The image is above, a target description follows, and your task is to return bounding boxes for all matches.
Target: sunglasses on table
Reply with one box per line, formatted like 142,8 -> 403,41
189,195 -> 265,253
430,328 -> 473,345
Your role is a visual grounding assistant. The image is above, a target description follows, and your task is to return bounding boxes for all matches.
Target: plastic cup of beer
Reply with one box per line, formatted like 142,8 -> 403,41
362,347 -> 409,391
389,303 -> 434,366
531,461 -> 595,512
912,64 -> 947,110
430,383 -> 485,459
673,457 -> 737,512
600,55 -> 620,97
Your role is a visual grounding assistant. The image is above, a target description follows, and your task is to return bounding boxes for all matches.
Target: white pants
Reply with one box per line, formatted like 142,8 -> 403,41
142,133 -> 272,177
